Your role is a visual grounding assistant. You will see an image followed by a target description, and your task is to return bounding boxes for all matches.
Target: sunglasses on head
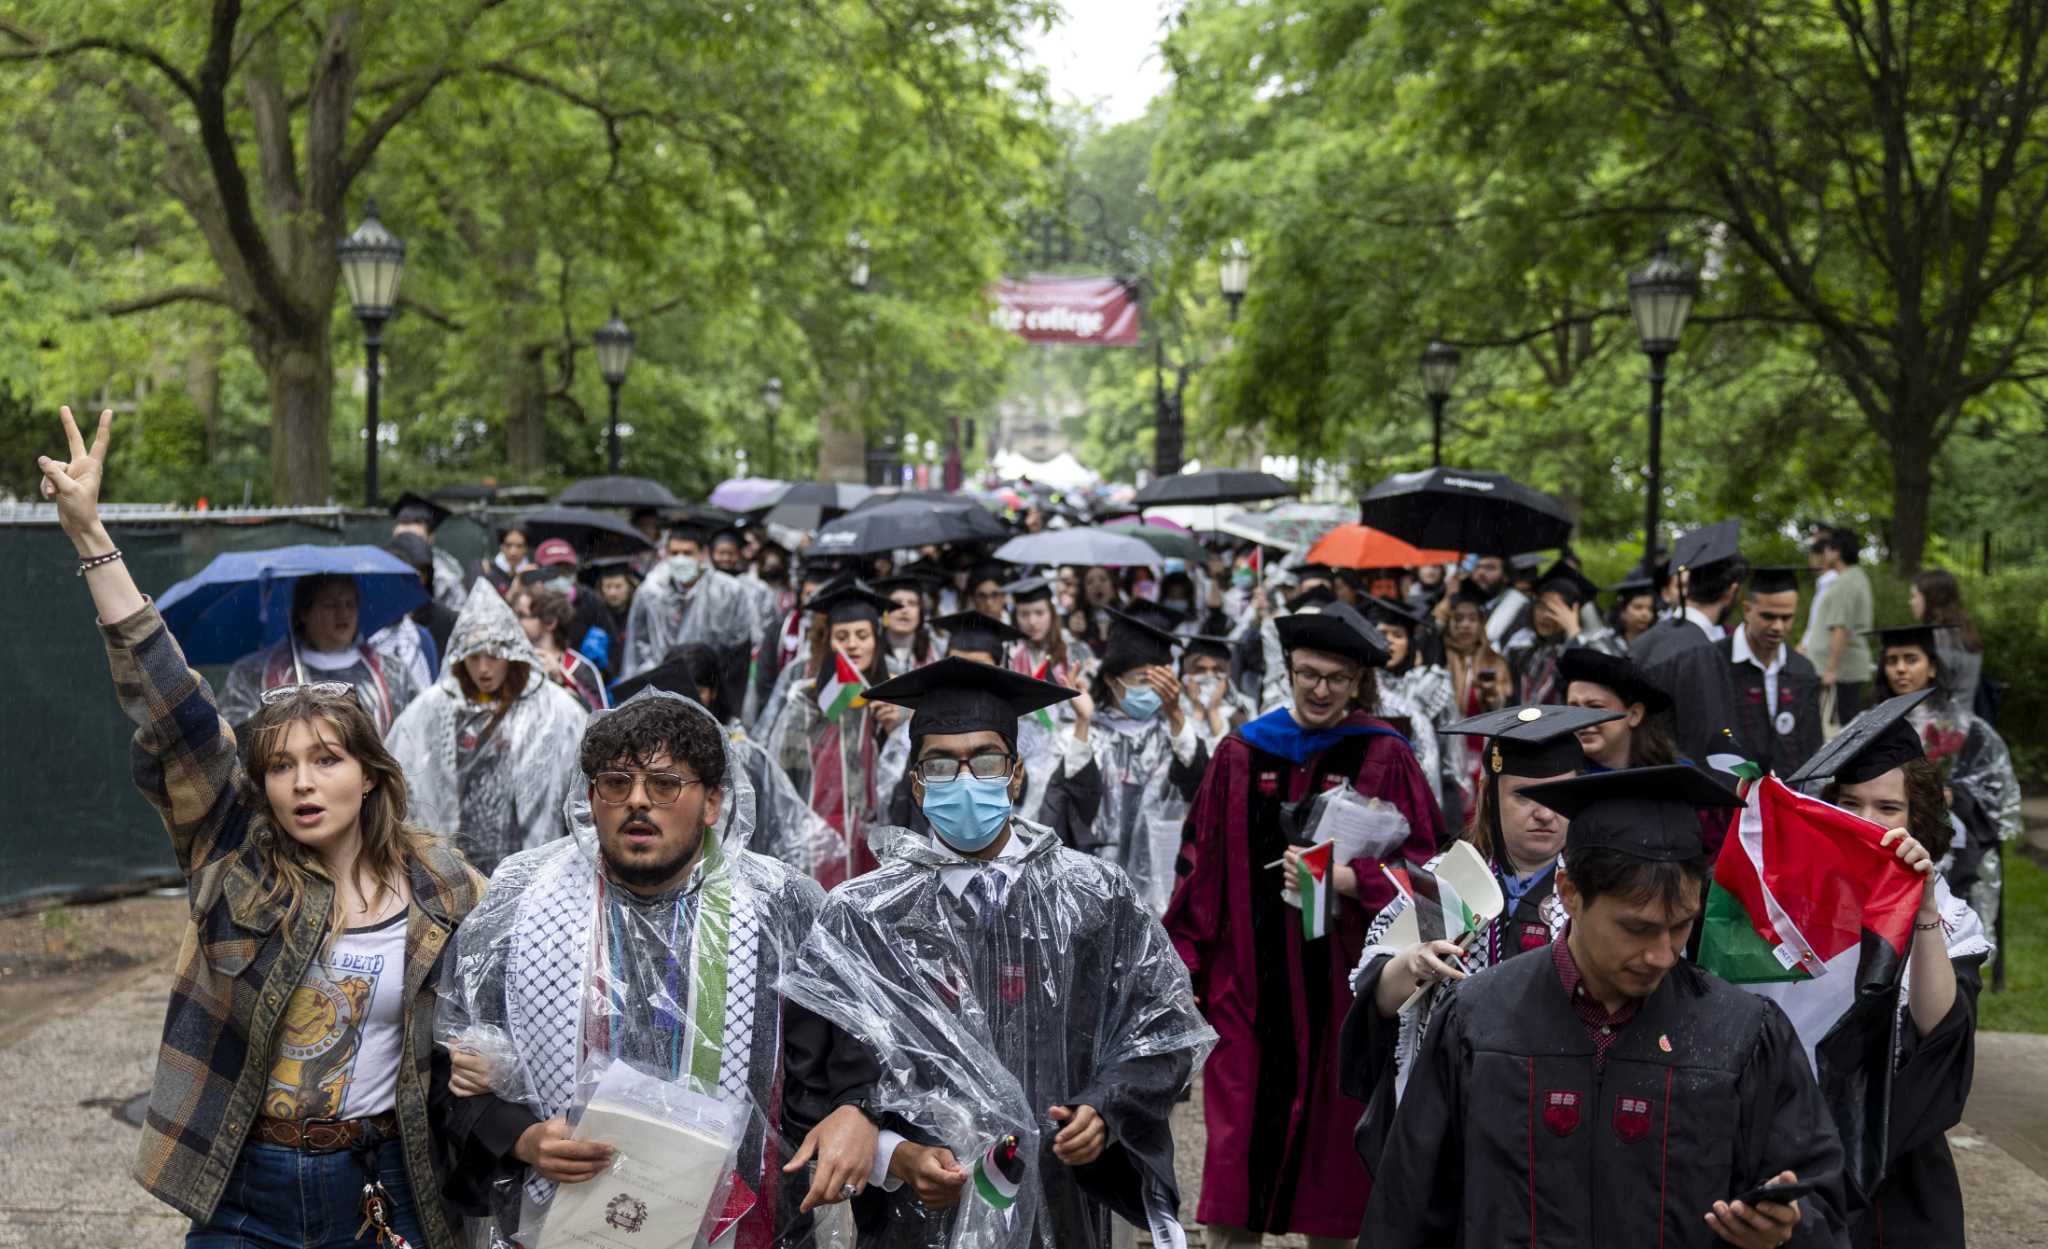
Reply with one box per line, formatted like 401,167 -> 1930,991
259,681 -> 358,706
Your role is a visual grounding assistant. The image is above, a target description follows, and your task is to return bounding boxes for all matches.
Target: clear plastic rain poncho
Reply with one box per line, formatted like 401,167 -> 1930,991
758,662 -> 882,889
1055,711 -> 1199,917
778,819 -> 1216,1249
218,619 -> 426,734
725,725 -> 843,870
1909,691 -> 2023,929
386,581 -> 588,877
623,557 -> 772,679
437,691 -> 830,1249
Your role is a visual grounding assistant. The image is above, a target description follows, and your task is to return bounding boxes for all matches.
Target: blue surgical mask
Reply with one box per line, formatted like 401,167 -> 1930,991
1118,684 -> 1163,721
921,774 -> 1012,851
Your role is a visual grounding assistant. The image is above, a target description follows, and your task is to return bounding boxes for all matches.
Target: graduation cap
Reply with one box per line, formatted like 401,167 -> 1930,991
579,555 -> 642,586
1556,648 -> 1672,715
390,491 -> 451,531
1746,565 -> 1805,596
1607,570 -> 1659,600
1866,622 -> 1939,652
611,649 -> 719,706
966,560 -> 1014,589
383,532 -> 434,578
806,582 -> 896,626
1361,595 -> 1425,631
1100,607 -> 1182,677
1124,599 -> 1189,632
1275,601 -> 1392,668
1445,704 -> 1623,778
710,527 -> 745,549
864,655 -> 1076,749
1180,633 -> 1235,664
1509,552 -> 1547,579
1785,688 -> 1934,787
1002,575 -> 1055,605
1520,765 -> 1745,862
1534,558 -> 1601,607
931,610 -> 1026,658
1285,584 -> 1337,613
1447,583 -> 1492,611
1669,520 -> 1741,574
869,573 -> 937,601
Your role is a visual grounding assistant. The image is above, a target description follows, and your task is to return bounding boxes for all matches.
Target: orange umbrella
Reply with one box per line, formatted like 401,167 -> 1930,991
1304,524 -> 1461,569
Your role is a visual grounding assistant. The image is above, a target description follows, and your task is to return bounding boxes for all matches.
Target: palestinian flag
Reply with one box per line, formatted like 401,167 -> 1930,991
1406,856 -> 1484,944
1296,841 -> 1335,941
973,1134 -> 1025,1210
1696,775 -> 1922,1190
816,648 -> 866,723
1028,659 -> 1055,731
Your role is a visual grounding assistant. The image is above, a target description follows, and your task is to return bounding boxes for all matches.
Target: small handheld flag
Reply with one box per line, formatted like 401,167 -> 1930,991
1296,841 -> 1335,941
816,648 -> 867,723
973,1134 -> 1025,1210
1028,659 -> 1055,731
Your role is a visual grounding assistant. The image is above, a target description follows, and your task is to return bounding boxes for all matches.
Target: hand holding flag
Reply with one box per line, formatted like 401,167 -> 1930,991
816,648 -> 867,723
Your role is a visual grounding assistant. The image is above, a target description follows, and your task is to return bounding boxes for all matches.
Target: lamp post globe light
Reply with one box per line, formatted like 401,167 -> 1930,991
594,306 -> 635,473
1626,237 -> 1700,568
848,229 -> 872,292
1418,340 -> 1462,468
336,198 -> 406,508
1219,237 -> 1250,322
761,375 -> 784,479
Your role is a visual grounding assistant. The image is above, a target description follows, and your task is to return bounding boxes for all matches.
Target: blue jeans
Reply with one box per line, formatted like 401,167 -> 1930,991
186,1136 -> 426,1249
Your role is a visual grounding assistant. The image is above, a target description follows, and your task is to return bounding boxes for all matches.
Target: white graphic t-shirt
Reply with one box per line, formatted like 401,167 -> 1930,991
263,911 -> 408,1120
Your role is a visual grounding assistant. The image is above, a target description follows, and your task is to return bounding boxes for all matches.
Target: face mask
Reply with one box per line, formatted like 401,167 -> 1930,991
1189,674 -> 1224,702
1118,683 -> 1163,721
921,774 -> 1011,851
669,555 -> 704,584
1163,598 -> 1192,613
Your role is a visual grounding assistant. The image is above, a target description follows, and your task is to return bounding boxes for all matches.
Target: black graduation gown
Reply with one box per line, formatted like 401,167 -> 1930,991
1627,614 -> 1714,669
1847,954 -> 1985,1249
1361,947 -> 1851,1248
1653,638 -> 1822,780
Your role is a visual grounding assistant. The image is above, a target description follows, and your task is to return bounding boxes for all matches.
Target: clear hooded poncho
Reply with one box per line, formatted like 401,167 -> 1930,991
218,623 -> 426,734
623,558 -> 775,680
437,690 -> 831,1248
1909,691 -> 2022,928
757,660 -> 882,889
385,580 -> 589,877
1057,711 -> 1195,918
778,819 -> 1216,1249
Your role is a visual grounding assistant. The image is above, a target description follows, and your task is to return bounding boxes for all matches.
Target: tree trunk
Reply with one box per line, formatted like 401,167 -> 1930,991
1887,419 -> 1934,575
505,344 -> 549,478
815,395 -> 867,483
256,326 -> 333,505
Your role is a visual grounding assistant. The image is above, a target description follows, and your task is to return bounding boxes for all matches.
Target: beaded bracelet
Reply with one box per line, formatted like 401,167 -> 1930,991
77,548 -> 124,576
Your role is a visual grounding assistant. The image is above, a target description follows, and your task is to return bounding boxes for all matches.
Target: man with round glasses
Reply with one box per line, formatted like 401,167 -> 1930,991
780,656 -> 1214,1249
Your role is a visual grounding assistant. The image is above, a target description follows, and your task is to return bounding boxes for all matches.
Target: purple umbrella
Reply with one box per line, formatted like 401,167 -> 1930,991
710,477 -> 786,511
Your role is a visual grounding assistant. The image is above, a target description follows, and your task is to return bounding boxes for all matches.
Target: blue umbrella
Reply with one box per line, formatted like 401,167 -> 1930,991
156,544 -> 428,666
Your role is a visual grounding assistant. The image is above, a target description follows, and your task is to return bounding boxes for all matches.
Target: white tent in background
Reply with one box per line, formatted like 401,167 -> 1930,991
991,449 -> 1097,492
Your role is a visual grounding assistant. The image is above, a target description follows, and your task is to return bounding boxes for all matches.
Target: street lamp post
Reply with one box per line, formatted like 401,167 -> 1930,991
848,229 -> 871,292
1418,340 -> 1462,468
1627,238 -> 1700,569
593,307 -> 634,473
336,199 -> 406,508
1219,238 -> 1250,322
761,376 -> 783,479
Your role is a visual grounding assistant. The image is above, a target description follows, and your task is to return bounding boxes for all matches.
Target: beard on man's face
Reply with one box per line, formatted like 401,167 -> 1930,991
597,803 -> 707,890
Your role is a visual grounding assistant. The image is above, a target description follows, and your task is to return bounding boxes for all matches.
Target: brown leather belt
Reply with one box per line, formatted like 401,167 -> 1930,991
252,1110 -> 399,1153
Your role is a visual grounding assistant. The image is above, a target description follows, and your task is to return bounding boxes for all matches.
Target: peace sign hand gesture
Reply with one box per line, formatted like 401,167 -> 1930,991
38,406 -> 113,550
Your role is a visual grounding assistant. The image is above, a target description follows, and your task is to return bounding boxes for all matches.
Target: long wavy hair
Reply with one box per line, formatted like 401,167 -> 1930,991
1913,569 -> 1983,652
238,688 -> 455,946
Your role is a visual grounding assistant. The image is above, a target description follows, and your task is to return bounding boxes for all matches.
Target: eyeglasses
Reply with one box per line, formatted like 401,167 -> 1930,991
260,681 -> 357,706
1290,666 -> 1361,693
592,771 -> 705,806
915,751 -> 1013,784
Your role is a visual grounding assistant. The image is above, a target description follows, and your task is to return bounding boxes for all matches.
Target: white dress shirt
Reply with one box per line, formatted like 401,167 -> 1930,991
1729,624 -> 1785,713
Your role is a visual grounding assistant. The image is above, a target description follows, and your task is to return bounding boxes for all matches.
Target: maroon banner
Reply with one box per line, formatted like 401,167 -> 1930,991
988,275 -> 1141,346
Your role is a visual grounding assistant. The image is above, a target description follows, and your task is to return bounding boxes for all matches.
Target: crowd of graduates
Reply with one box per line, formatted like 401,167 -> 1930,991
38,402 -> 2023,1249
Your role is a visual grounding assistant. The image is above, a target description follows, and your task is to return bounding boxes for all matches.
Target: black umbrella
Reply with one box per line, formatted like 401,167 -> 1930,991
754,481 -> 875,531
662,502 -> 740,531
811,499 -> 1009,556
555,475 -> 684,510
514,505 -> 658,557
1356,467 -> 1572,556
847,488 -> 968,514
1132,468 -> 1297,508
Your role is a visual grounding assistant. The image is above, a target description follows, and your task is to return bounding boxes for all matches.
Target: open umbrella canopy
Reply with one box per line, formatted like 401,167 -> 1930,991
554,475 -> 683,510
753,480 -> 874,530
1305,524 -> 1462,569
1102,522 -> 1209,563
1357,467 -> 1571,555
708,476 -> 787,511
513,505 -> 658,556
812,499 -> 1009,556
847,489 -> 966,514
1221,501 -> 1351,550
662,502 -> 739,531
1133,467 -> 1297,508
994,527 -> 1163,569
156,544 -> 427,666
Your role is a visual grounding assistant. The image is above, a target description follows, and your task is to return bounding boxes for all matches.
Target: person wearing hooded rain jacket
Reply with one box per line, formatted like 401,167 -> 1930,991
218,570 -> 426,734
621,524 -> 776,688
385,581 -> 589,877
780,657 -> 1215,1249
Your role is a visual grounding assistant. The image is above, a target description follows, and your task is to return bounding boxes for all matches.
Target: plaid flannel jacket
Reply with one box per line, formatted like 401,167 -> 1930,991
105,602 -> 484,1247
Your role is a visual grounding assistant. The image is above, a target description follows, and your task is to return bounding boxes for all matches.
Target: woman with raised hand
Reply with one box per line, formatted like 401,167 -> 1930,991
40,407 -> 483,1249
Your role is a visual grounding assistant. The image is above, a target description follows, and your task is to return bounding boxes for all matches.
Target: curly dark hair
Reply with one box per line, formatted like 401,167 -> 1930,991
579,695 -> 727,789
1822,756 -> 1948,852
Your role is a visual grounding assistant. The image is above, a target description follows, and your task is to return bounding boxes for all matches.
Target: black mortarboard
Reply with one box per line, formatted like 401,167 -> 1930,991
869,574 -> 936,601
932,610 -> 1026,656
580,555 -> 642,586
1608,570 -> 1658,600
1867,623 -> 1939,652
1124,599 -> 1189,632
1180,634 -> 1234,663
967,560 -> 1013,589
1534,558 -> 1601,607
1510,553 -> 1546,579
1556,648 -> 1673,715
1275,602 -> 1393,668
1669,520 -> 1741,574
383,532 -> 434,578
1521,765 -> 1745,862
1785,688 -> 1934,787
806,582 -> 895,626
864,655 -> 1076,750
1361,596 -> 1425,630
390,491 -> 451,531
1100,607 -> 1181,677
1448,584 -> 1492,611
1285,584 -> 1337,613
1003,575 -> 1054,604
666,517 -> 714,543
711,527 -> 744,548
1444,704 -> 1623,778
1747,565 -> 1804,596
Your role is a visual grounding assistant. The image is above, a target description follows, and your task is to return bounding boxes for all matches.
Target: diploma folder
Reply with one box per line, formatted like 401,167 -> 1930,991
543,1067 -> 744,1249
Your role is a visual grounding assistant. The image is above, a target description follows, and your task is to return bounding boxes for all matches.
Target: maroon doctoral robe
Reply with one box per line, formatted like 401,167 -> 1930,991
1165,711 -> 1444,1239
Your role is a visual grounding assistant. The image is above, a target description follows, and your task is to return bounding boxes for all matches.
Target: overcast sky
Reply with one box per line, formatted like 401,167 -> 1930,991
1024,1 -> 1175,123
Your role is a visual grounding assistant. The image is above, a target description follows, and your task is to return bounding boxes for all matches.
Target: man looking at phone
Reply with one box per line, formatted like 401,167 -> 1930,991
1361,766 -> 1849,1248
